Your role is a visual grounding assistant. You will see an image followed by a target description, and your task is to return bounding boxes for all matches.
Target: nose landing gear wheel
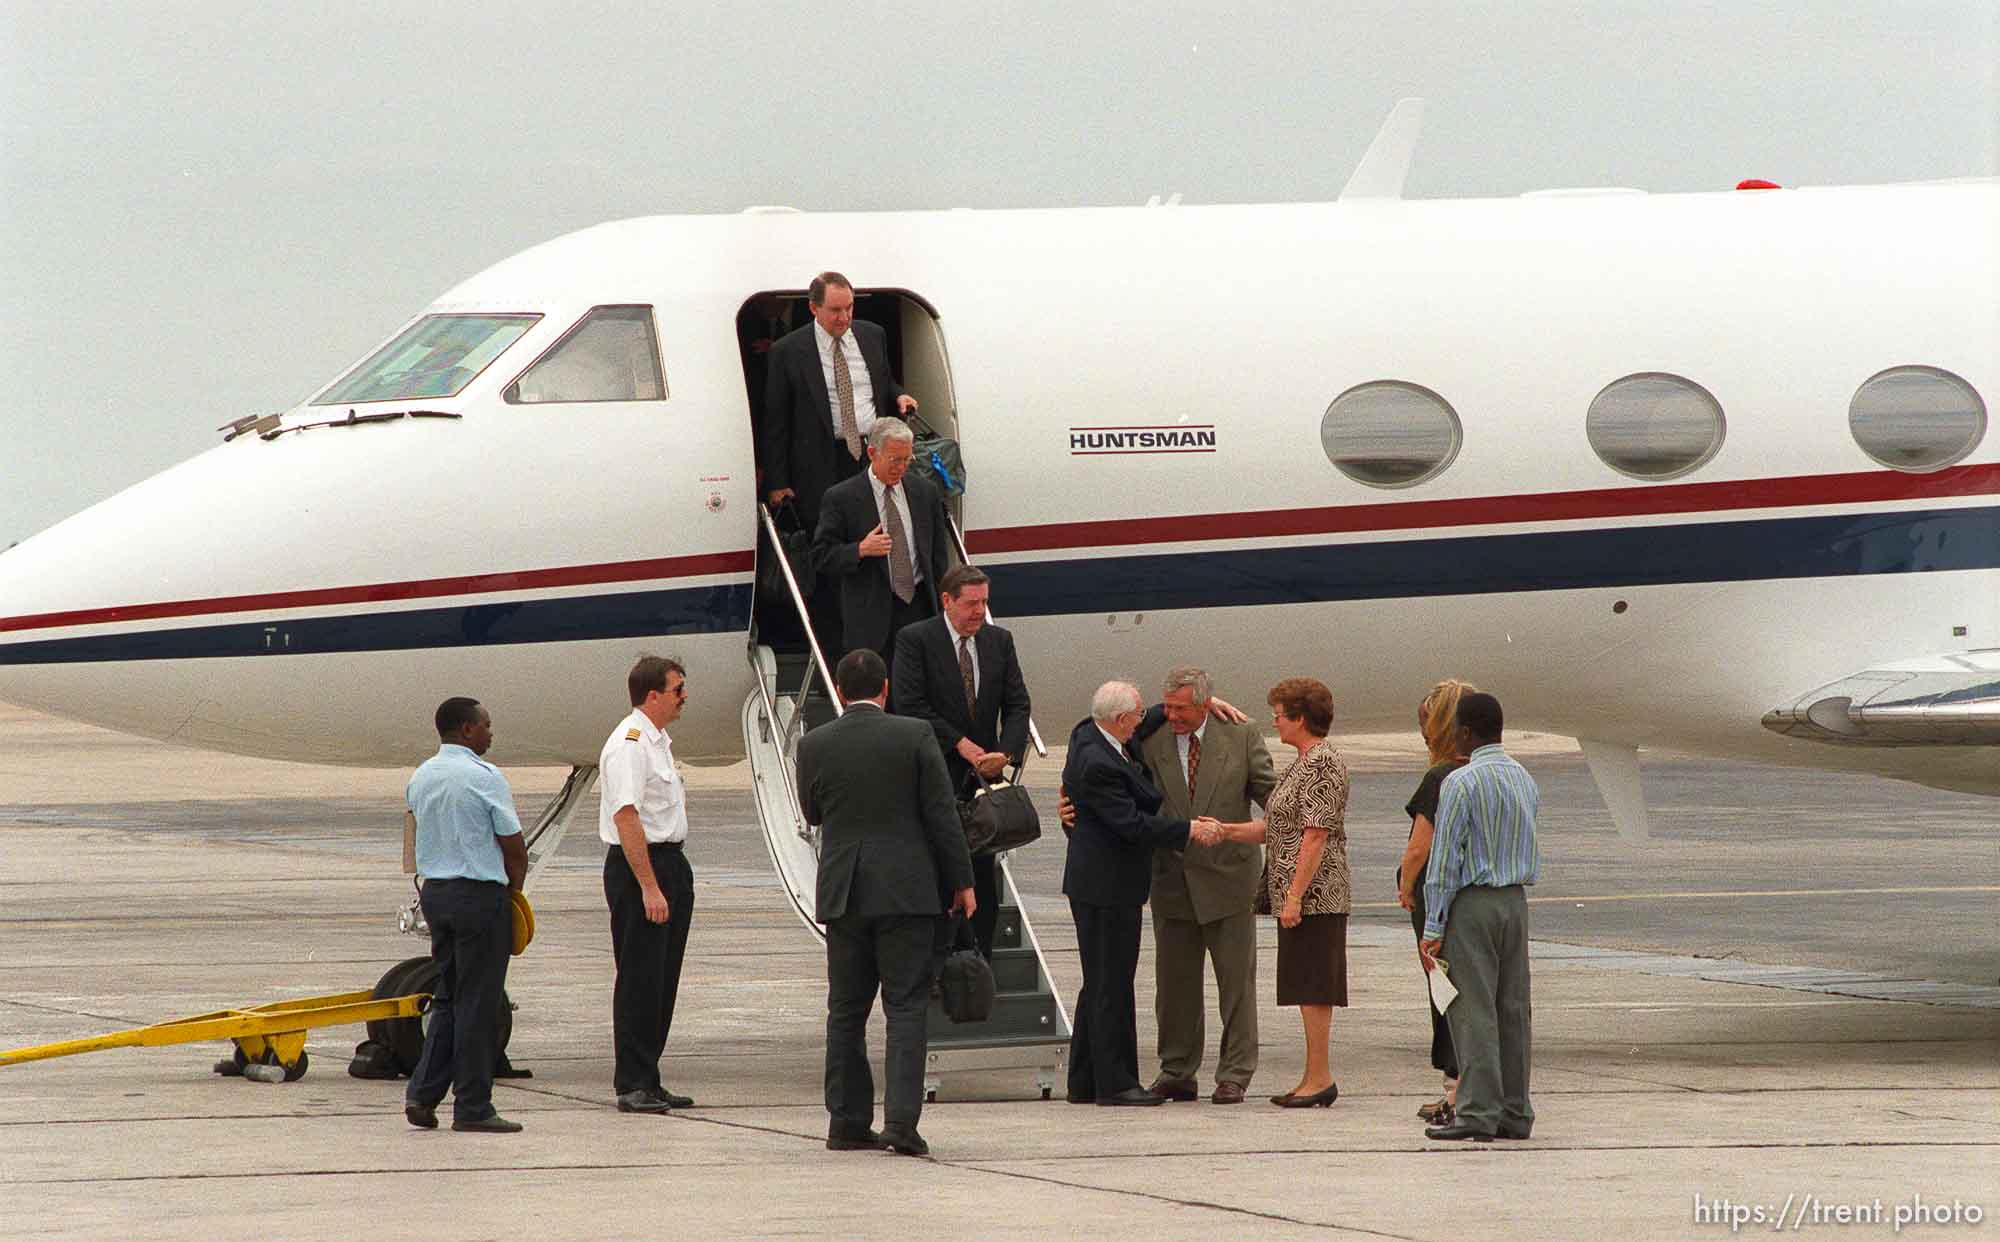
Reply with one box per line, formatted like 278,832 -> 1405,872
362,955 -> 514,1076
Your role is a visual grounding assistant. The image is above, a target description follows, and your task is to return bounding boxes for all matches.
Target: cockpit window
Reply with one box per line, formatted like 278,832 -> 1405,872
505,306 -> 666,404
311,314 -> 541,405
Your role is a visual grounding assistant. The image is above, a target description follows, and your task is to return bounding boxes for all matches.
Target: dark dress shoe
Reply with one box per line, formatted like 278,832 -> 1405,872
404,1102 -> 437,1130
1097,1087 -> 1166,1107
452,1113 -> 524,1133
1425,1121 -> 1495,1142
826,1127 -> 884,1151
1065,1092 -> 1095,1104
1210,1081 -> 1248,1105
1275,1083 -> 1339,1109
880,1125 -> 930,1156
1148,1074 -> 1198,1101
616,1089 -> 673,1113
657,1087 -> 695,1109
1496,1127 -> 1532,1140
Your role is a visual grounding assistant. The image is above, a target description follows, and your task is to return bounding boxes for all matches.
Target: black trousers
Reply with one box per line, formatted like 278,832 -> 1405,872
407,878 -> 512,1122
878,590 -> 935,663
825,912 -> 939,1133
964,853 -> 1000,959
1409,895 -> 1459,1079
1067,898 -> 1144,1099
604,842 -> 695,1095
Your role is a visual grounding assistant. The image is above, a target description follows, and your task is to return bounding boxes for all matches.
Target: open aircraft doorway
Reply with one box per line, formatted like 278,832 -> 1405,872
736,286 -> 964,658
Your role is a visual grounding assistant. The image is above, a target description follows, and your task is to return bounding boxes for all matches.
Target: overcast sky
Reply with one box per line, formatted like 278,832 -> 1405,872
2,1 -> 1994,545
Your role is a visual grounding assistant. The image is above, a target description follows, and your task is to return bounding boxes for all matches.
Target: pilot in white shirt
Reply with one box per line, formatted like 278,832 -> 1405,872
598,655 -> 698,1114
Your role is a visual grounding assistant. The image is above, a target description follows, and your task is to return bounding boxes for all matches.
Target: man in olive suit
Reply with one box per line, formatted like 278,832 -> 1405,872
1139,666 -> 1276,1105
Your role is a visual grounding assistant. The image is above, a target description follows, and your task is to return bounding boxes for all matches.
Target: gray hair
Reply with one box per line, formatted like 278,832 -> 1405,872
868,417 -> 914,451
1090,680 -> 1141,724
1161,665 -> 1211,704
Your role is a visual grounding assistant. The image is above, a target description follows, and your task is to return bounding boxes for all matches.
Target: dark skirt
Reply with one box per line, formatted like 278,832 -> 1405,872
1275,912 -> 1348,1007
1409,897 -> 1458,1078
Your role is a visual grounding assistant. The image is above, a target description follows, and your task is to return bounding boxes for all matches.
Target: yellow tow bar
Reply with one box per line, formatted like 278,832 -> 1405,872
0,989 -> 427,1082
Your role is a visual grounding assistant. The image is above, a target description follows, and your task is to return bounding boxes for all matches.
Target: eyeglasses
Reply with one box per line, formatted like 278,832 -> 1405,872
666,682 -> 688,700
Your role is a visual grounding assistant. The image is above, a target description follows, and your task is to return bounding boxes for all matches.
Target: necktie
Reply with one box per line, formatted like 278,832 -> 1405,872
1186,733 -> 1202,804
882,483 -> 915,604
958,635 -> 977,712
831,335 -> 861,460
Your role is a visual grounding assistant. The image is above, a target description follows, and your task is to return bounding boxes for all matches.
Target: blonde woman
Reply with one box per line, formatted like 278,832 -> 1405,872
1397,679 -> 1476,1126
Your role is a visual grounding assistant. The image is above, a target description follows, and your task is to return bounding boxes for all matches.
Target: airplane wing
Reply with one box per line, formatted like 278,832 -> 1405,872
1761,651 -> 2000,746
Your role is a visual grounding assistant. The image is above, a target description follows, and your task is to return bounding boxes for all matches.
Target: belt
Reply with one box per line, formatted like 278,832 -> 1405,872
608,840 -> 684,852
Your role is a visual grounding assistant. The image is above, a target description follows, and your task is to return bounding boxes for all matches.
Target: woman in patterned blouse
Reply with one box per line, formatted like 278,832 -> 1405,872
1214,676 -> 1351,1108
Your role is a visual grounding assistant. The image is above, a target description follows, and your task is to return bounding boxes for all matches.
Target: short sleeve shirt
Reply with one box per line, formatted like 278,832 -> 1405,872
1261,739 -> 1351,916
1404,759 -> 1469,838
406,744 -> 522,884
597,709 -> 687,845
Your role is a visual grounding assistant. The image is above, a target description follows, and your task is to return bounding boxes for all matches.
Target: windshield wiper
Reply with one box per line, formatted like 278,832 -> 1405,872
257,408 -> 462,442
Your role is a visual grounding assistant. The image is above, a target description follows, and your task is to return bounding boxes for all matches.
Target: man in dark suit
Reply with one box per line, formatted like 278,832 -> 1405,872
760,272 -> 916,529
797,649 -> 976,1158
1138,666 -> 1276,1106
1060,681 -> 1221,1107
811,418 -> 953,663
891,564 -> 1032,959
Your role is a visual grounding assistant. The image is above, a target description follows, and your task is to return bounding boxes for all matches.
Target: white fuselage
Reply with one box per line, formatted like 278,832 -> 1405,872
1,183 -> 1994,793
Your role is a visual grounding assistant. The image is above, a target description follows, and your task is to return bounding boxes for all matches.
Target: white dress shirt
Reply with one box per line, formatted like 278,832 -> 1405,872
946,614 -> 980,698
814,322 -> 877,441
597,708 -> 688,845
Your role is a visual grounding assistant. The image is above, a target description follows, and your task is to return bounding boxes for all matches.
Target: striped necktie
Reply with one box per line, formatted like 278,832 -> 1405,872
1186,732 -> 1201,804
958,634 -> 977,712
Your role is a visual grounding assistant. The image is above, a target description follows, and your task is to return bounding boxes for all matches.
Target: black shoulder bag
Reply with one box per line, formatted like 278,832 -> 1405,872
959,764 -> 1041,856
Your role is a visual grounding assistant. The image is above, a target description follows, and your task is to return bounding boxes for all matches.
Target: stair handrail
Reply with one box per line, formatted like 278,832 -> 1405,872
758,501 -> 846,731
944,515 -> 1048,759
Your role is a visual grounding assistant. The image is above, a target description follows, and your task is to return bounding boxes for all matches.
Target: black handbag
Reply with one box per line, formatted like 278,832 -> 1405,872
936,916 -> 995,1023
959,765 -> 1041,856
758,499 -> 815,600
905,410 -> 965,497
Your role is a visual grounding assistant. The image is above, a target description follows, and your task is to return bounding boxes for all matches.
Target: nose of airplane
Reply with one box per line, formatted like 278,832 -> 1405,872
0,445 -> 261,742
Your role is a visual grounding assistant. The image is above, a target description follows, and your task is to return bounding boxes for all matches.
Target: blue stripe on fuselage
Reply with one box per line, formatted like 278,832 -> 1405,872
0,584 -> 754,665
0,506 -> 1991,665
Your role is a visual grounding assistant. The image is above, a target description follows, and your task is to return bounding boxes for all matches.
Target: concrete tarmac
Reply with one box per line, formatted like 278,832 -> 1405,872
1,705 -> 1995,1240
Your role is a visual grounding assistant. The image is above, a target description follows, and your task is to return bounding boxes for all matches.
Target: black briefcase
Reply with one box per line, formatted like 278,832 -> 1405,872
936,917 -> 995,1023
959,766 -> 1041,856
758,499 -> 815,599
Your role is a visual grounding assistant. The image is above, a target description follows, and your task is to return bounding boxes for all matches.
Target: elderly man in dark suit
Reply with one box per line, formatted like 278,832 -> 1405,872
811,418 -> 953,664
1139,666 -> 1277,1105
760,272 -> 915,528
797,649 -> 975,1158
891,563 -> 1032,958
1061,681 -> 1221,1107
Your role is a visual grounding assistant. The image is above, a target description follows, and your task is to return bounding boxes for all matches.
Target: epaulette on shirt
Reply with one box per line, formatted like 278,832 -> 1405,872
625,728 -> 642,741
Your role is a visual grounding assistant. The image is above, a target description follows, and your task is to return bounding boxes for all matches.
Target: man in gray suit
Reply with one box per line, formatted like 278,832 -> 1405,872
796,649 -> 976,1157
1140,666 -> 1277,1105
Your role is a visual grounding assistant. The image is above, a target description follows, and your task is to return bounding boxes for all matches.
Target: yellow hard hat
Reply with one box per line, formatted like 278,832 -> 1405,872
509,890 -> 535,956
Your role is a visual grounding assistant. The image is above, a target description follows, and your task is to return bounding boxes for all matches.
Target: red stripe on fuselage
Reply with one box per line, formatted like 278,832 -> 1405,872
5,464 -> 1995,637
966,463 -> 2000,555
0,550 -> 755,635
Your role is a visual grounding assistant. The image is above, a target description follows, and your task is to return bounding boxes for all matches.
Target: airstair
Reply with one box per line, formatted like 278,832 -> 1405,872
743,504 -> 1071,1099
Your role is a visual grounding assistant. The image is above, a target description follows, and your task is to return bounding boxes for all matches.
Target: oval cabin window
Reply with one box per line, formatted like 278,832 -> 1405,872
1320,381 -> 1462,488
1848,366 -> 1987,472
1585,373 -> 1725,480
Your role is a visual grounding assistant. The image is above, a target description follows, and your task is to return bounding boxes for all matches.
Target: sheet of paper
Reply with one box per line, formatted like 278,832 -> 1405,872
1428,961 -> 1458,1012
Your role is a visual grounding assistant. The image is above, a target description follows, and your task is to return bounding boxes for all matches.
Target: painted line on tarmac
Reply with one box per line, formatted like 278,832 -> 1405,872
1353,884 -> 2000,912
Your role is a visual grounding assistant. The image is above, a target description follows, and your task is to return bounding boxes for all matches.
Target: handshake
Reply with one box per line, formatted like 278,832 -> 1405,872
1189,816 -> 1226,847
